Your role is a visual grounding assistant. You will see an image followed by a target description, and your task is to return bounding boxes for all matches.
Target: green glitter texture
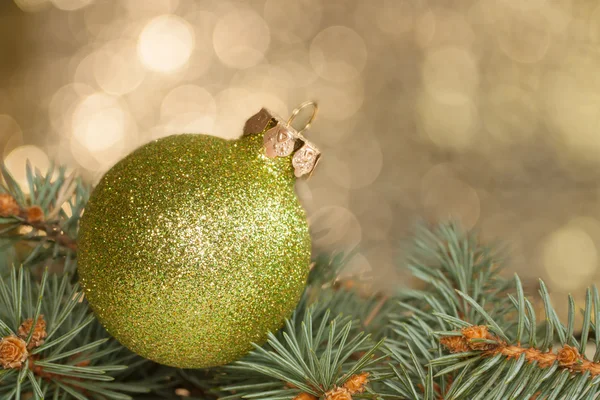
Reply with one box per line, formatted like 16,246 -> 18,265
78,131 -> 311,368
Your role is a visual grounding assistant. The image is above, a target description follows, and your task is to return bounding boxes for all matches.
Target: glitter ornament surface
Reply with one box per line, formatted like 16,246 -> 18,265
78,129 -> 311,368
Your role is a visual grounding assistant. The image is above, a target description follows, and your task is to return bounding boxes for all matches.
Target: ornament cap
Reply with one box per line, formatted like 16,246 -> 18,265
243,103 -> 321,178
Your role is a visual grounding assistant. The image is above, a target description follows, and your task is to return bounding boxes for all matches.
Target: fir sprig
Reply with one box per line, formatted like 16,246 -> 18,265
0,162 -> 88,267
217,299 -> 385,399
0,266 -> 152,400
382,223 -> 600,399
429,278 -> 600,399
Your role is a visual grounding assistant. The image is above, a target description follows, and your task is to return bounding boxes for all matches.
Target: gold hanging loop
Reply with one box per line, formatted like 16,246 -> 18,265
286,101 -> 318,135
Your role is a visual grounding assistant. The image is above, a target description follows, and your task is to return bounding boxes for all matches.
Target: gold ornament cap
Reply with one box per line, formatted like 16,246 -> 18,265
243,102 -> 321,177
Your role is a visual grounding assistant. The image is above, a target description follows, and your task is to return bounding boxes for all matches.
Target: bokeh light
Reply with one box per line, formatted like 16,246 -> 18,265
4,145 -> 50,189
0,115 -> 23,158
123,0 -> 179,18
417,91 -> 478,150
13,0 -> 49,12
94,41 -> 146,95
70,92 -> 133,170
309,26 -> 367,83
213,9 -> 270,69
50,0 -> 93,11
374,0 -> 416,36
421,164 -> 480,229
422,46 -> 478,103
138,14 -> 195,73
495,7 -> 552,64
159,85 -> 216,135
263,0 -> 322,44
543,225 -> 598,291
72,93 -> 126,153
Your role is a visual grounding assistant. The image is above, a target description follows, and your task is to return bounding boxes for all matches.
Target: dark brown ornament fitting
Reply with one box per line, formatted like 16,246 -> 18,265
243,102 -> 321,178
243,108 -> 273,136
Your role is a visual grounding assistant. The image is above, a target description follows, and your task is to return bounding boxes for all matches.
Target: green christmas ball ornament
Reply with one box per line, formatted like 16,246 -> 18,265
78,103 -> 321,368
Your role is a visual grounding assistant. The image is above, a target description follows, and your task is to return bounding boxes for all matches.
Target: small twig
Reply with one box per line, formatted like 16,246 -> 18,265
364,295 -> 389,328
441,325 -> 600,376
23,219 -> 77,252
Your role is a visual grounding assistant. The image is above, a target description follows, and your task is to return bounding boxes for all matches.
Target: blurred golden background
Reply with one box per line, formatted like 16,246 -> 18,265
0,0 -> 599,316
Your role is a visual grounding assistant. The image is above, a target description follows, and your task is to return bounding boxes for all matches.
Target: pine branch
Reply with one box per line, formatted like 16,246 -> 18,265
0,266 -> 160,400
381,223 -> 600,399
426,278 -> 600,399
0,162 -> 88,268
216,298 -> 385,399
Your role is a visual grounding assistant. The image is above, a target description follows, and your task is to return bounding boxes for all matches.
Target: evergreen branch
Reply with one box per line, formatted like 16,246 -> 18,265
426,276 -> 600,399
0,163 -> 89,266
384,239 -> 600,400
0,266 -> 152,399
217,300 -> 383,399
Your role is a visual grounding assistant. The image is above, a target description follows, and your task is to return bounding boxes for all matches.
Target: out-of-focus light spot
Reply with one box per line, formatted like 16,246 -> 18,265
0,115 -> 23,158
417,91 -> 478,150
310,115 -> 358,147
467,0 -> 499,26
213,10 -> 270,69
73,51 -> 98,85
414,9 -> 436,47
161,85 -> 216,119
263,0 -> 322,43
495,9 -> 551,64
568,217 -> 600,245
160,85 -> 216,135
309,78 -> 364,121
181,10 -> 216,81
72,93 -> 126,152
496,0 -> 547,12
542,69 -> 600,163
50,0 -> 93,11
480,211 -> 522,244
543,226 -> 598,291
230,65 -> 292,103
589,6 -> 600,43
123,0 -> 179,18
482,84 -> 538,144
49,83 -> 95,136
416,8 -> 475,49
5,146 -> 50,189
375,0 -> 415,36
324,132 -> 383,189
213,88 -> 286,140
422,46 -> 479,103
138,15 -> 195,73
421,163 -> 480,229
310,26 -> 367,83
13,0 -> 50,12
352,191 -> 393,241
541,3 -> 571,35
310,206 -> 362,250
81,3 -> 141,41
271,46 -> 318,88
94,41 -> 145,95
70,93 -> 133,172
305,186 -> 350,216
0,89 -> 8,111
